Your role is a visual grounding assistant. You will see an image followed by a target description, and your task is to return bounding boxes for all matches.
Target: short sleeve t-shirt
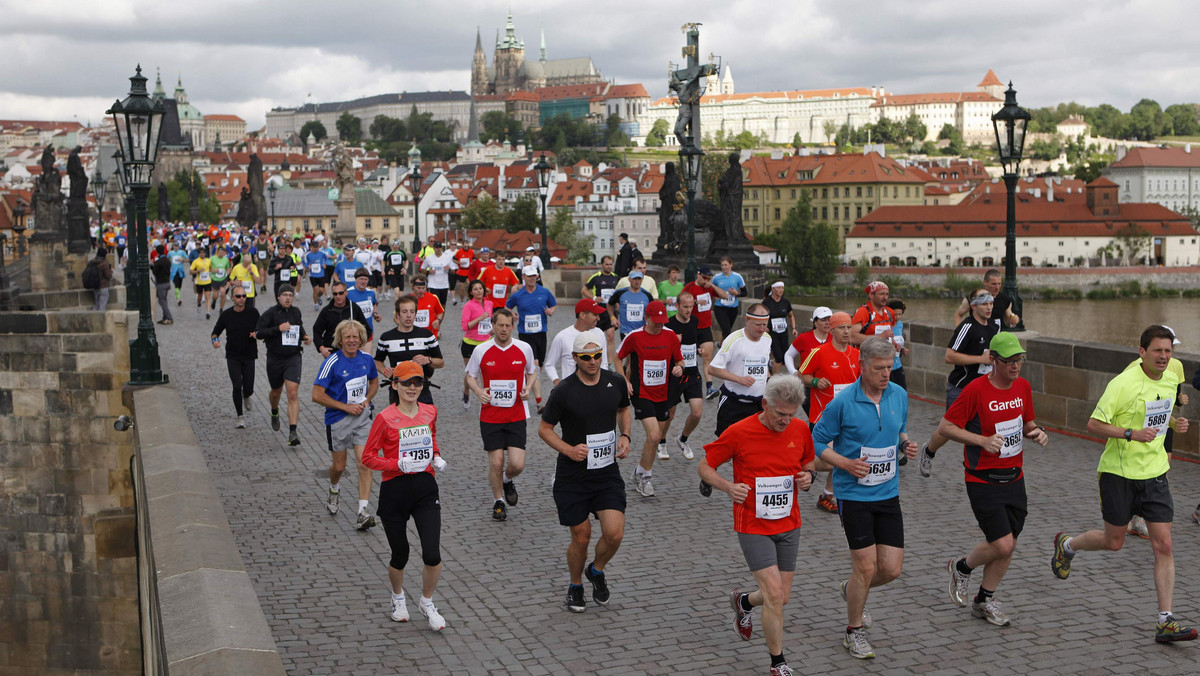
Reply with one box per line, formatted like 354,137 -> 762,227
229,264 -> 259,297
345,288 -> 378,333
811,380 -> 909,503
453,249 -> 474,276
947,316 -> 1001,388
666,314 -> 701,376
386,250 -> 408,272
682,282 -> 714,329
703,415 -> 816,535
610,287 -> 653,336
466,339 -> 537,424
709,329 -> 774,398
762,296 -> 793,336
190,258 -> 212,285
712,272 -> 745,308
335,259 -> 365,285
799,343 -> 861,423
944,376 -> 1035,483
374,327 -> 441,400
541,370 -> 631,483
305,251 -> 330,278
505,285 -> 557,335
1091,360 -> 1179,480
586,272 -> 620,304
658,279 -> 685,316
415,293 -> 445,337
789,330 -> 828,371
478,265 -> 520,304
209,256 -> 231,282
616,328 -> 683,402
314,350 -> 379,426
851,304 -> 896,339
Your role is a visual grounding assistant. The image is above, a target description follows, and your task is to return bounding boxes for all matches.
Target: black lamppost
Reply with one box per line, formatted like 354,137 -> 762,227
408,143 -> 423,254
113,151 -> 138,311
12,199 -> 27,258
268,181 -> 277,231
991,82 -> 1031,332
679,136 -> 704,283
108,64 -> 169,385
91,167 -> 107,225
534,153 -> 551,267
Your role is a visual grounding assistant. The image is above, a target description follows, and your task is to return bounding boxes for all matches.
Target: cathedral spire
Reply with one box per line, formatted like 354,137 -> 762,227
540,29 -> 546,62
475,26 -> 483,52
152,67 -> 165,101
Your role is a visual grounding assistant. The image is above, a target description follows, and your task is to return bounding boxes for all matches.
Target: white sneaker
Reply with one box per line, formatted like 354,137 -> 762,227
677,435 -> 694,460
242,397 -> 252,412
634,473 -> 655,497
421,602 -> 446,631
1128,515 -> 1150,539
389,595 -> 408,622
235,415 -> 246,429
656,443 -> 670,460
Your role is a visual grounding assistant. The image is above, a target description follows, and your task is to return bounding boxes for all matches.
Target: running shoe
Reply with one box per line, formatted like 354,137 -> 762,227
314,302 -> 320,312
205,312 -> 210,320
389,595 -> 408,622
677,436 -> 694,460
971,598 -> 1011,626
1050,532 -> 1073,579
326,487 -> 339,515
839,580 -> 873,629
1128,515 -> 1150,539
1155,615 -> 1199,643
705,386 -> 719,400
492,500 -> 507,522
420,602 -> 446,631
162,319 -> 173,325
919,444 -> 934,477
235,415 -> 246,429
461,394 -> 470,411
656,443 -> 670,460
730,589 -> 752,640
948,558 -> 971,607
503,480 -> 519,506
633,472 -> 655,497
355,510 -> 377,531
843,626 -> 875,659
270,410 -> 280,431
699,480 -> 712,497
177,299 -> 182,306
566,584 -> 586,613
817,493 -> 838,513
288,430 -> 300,447
242,397 -> 251,412
584,562 -> 610,606
769,663 -> 794,676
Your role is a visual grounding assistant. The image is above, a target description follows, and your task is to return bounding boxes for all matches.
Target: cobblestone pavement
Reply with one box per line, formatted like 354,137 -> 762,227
155,284 -> 1200,675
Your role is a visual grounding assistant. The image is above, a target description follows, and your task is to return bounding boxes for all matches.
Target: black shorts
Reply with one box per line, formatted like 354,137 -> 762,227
173,274 -> 184,289
461,340 -> 481,360
211,280 -> 228,292
966,479 -> 1028,542
370,271 -> 383,287
387,272 -> 405,290
769,332 -> 789,364
266,353 -> 303,390
448,274 -> 460,289
716,387 -> 762,436
838,496 -> 904,550
553,474 -> 626,527
1099,471 -> 1174,525
633,396 -> 671,421
378,472 -> 442,569
596,311 -> 613,332
480,420 -> 527,451
674,374 -> 704,404
697,327 -> 715,345
519,332 -> 548,364
310,276 -> 327,289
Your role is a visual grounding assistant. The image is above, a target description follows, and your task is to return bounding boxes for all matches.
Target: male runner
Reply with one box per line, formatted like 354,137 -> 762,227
453,240 -> 474,305
663,291 -> 702,460
583,256 -> 621,363
614,258 -> 658,299
477,254 -> 520,306
375,295 -> 443,406
208,247 -> 232,314
168,243 -> 189,305
312,281 -> 370,356
210,285 -> 260,427
334,242 -> 364,285
683,265 -> 730,399
305,240 -> 331,311
346,268 -> 382,342
465,309 -> 536,521
255,284 -> 311,446
384,243 -> 407,299
410,276 -> 446,338
615,300 -> 683,497
229,248 -> 263,309
313,319 -> 380,530
421,241 -> 455,307
269,241 -> 301,300
700,375 -> 816,676
953,268 -> 1021,329
784,306 -> 831,419
813,337 -> 919,660
507,265 -> 557,412
658,265 -> 684,319
941,333 -> 1048,626
608,270 -> 653,339
1049,324 -> 1197,643
544,299 -> 609,387
799,312 -> 861,512
762,281 -> 795,374
190,247 -> 213,319
539,333 -> 632,613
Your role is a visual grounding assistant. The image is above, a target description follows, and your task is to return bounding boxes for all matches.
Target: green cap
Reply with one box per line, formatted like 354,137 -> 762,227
989,332 -> 1026,359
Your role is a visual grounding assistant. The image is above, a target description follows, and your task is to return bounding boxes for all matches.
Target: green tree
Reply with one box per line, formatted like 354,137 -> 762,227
730,130 -> 758,149
1085,104 -> 1127,138
336,112 -> 362,142
299,120 -> 327,143
605,114 -> 630,148
504,194 -> 540,233
548,208 -> 593,264
902,113 -> 927,145
937,123 -> 957,141
1072,160 -> 1106,183
822,120 -> 838,143
645,119 -> 669,147
1028,137 -> 1062,161
460,195 -> 503,230
480,110 -> 523,143
148,170 -> 221,224
699,151 -> 727,204
792,132 -> 803,149
775,193 -> 840,285
1128,99 -> 1165,141
920,140 -> 939,156
369,114 -> 405,141
1164,103 -> 1200,136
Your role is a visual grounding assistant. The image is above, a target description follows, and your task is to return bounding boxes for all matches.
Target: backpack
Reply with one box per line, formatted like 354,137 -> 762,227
82,260 -> 102,290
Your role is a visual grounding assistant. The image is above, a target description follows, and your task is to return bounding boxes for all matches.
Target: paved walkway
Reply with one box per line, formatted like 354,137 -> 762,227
154,284 -> 1200,675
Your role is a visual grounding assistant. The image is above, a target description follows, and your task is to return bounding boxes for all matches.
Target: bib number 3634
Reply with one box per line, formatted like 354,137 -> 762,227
858,445 -> 897,486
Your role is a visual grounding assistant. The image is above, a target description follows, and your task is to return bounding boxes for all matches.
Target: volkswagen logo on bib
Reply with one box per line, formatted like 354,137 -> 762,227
783,477 -> 793,490
422,436 -> 432,446
886,448 -> 895,460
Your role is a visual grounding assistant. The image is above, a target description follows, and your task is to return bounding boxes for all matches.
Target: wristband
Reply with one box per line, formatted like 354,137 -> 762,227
620,433 -> 631,441
1124,428 -> 1133,442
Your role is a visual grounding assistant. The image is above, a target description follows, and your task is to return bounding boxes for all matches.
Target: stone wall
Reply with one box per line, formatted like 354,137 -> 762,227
0,306 -> 141,674
833,265 -> 1200,290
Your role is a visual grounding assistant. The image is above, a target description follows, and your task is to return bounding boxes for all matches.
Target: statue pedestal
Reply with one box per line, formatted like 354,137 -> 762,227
66,197 -> 90,255
334,195 -> 356,244
28,233 -> 82,293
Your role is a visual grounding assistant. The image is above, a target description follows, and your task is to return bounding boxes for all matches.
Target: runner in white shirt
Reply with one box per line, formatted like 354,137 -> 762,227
545,299 -> 610,386
421,243 -> 456,307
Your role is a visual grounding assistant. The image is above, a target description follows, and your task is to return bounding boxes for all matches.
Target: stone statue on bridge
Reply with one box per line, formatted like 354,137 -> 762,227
67,147 -> 88,200
668,24 -> 718,148
717,152 -> 747,243
248,154 -> 266,229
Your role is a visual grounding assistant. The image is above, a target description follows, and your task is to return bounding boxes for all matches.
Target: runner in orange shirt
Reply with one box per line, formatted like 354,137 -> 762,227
477,256 -> 520,306
799,311 -> 860,513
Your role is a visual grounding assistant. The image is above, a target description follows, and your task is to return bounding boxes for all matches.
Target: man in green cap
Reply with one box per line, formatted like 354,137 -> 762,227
937,332 -> 1047,627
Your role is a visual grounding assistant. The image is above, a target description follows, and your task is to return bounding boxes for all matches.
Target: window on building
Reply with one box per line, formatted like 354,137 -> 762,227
822,188 -> 828,199
905,186 -> 911,197
744,208 -> 750,220
867,186 -> 873,197
843,206 -> 850,219
383,218 -> 390,230
833,187 -> 840,198
893,187 -> 898,198
856,187 -> 863,197
774,207 -> 781,220
365,218 -> 372,230
302,219 -> 309,230
857,243 -> 862,248
812,207 -> 818,218
821,207 -> 828,220
856,206 -> 862,219
752,208 -> 759,220
791,189 -> 796,199
774,189 -> 780,199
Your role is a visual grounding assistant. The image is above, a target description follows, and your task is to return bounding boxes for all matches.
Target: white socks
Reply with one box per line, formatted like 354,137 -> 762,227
330,482 -> 340,492
392,590 -> 405,602
421,596 -> 435,608
502,471 -> 510,483
358,499 -> 369,513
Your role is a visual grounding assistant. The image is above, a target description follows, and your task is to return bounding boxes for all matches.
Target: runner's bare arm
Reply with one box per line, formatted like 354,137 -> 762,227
537,420 -> 588,462
697,461 -> 748,503
936,418 -> 1000,453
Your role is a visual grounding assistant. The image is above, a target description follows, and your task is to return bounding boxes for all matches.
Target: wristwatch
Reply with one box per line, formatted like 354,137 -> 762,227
1124,429 -> 1133,441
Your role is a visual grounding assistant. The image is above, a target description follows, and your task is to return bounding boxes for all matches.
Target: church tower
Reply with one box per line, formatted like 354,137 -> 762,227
493,10 -> 525,95
471,28 -> 490,96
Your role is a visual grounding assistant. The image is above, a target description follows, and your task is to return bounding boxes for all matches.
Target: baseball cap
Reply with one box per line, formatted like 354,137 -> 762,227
829,311 -> 853,328
522,265 -> 539,276
989,332 -> 1026,358
526,246 -> 535,252
812,306 -> 833,320
391,361 -> 425,383
480,247 -> 490,253
645,300 -> 668,323
574,298 -> 605,315
628,270 -> 644,279
572,330 -> 604,353
697,265 -> 713,276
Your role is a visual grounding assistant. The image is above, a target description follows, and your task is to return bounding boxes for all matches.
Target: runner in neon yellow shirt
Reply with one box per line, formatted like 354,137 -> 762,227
190,249 -> 214,319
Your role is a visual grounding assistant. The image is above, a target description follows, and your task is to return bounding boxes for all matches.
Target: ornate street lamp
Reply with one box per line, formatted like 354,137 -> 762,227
408,143 -> 423,254
678,136 -> 704,282
12,199 -> 27,258
268,181 -> 277,231
991,82 -> 1031,332
112,151 -> 138,311
108,64 -> 168,385
91,167 -> 107,223
534,153 -> 552,267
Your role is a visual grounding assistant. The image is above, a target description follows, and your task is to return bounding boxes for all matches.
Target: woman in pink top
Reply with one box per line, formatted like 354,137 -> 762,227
361,361 -> 448,631
459,279 -> 494,409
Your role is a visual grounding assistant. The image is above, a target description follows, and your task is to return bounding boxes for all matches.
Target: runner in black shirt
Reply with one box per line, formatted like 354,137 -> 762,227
761,281 -> 796,374
539,331 -> 632,614
374,295 -> 444,405
662,290 -> 704,461
211,287 -> 260,428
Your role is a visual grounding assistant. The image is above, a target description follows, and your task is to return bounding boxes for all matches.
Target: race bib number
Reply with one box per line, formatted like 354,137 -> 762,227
489,379 -> 517,407
1144,398 -> 1172,438
873,324 -> 892,337
282,326 -> 300,346
681,344 -> 697,368
492,284 -> 506,299
397,425 -> 434,474
477,316 -> 492,334
743,355 -> 769,382
310,263 -> 323,274
755,475 -> 794,520
600,288 -> 615,303
977,362 -> 993,376
626,304 -> 644,323
345,375 -> 368,404
390,253 -> 404,266
832,383 -> 849,398
279,269 -> 291,281
198,271 -> 210,283
642,359 -> 667,387
995,415 -> 1023,458
241,280 -> 253,293
523,314 -> 542,333
415,309 -> 430,328
696,293 -> 712,312
458,257 -> 470,268
586,430 -> 616,470
257,251 -> 267,260
858,445 -> 897,486
666,297 -> 677,313
356,299 -> 374,317
771,318 -> 787,333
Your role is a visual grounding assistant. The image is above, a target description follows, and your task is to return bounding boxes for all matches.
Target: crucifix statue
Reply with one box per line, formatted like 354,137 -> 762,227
668,23 -> 718,148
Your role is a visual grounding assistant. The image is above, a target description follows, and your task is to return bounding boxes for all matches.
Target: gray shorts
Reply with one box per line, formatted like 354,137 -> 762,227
737,527 -> 801,572
945,383 -> 964,409
326,409 -> 372,452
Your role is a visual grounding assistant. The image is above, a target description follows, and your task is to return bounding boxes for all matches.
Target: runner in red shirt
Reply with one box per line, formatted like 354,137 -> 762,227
799,311 -> 861,513
360,361 -> 449,630
477,257 -> 520,306
410,276 -> 445,338
938,333 -> 1047,627
453,242 -> 474,305
615,300 -> 683,498
699,375 -> 816,676
683,265 -> 730,399
465,308 -> 536,522
469,248 -> 492,282
850,281 -> 897,346
786,306 -> 832,421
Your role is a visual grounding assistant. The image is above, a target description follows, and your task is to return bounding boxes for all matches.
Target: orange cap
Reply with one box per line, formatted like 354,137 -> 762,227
391,361 -> 424,382
829,311 -> 853,328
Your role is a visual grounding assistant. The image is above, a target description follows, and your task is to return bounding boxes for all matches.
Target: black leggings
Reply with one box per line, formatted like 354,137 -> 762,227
379,472 -> 442,569
714,306 -> 738,339
226,357 -> 256,415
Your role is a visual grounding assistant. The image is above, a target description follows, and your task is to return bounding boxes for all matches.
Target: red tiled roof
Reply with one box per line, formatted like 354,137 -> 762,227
1108,146 -> 1200,169
505,91 -> 539,102
548,179 -> 591,207
203,114 -> 245,122
468,229 -> 566,258
978,69 -> 1003,87
606,84 -> 649,99
537,83 -> 609,102
960,177 -> 1089,206
873,92 -> 1000,107
1087,176 -> 1119,188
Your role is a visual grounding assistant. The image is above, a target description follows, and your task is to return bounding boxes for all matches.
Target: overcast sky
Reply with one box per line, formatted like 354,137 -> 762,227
2,0 -> 1197,131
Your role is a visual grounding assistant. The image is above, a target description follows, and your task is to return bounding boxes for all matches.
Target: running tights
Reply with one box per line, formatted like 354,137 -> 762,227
379,472 -> 442,569
226,357 -> 255,415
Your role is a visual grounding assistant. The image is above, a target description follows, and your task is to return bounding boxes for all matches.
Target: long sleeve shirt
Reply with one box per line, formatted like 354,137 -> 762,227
212,307 -> 261,360
255,304 -> 307,358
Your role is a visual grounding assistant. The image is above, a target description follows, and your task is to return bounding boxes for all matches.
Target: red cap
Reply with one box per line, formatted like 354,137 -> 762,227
645,300 -> 669,323
574,298 -> 605,315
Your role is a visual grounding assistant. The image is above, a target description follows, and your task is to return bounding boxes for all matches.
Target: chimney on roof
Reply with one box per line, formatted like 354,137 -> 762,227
1116,146 -> 1127,161
770,149 -> 783,160
1187,144 -> 1192,154
1046,180 -> 1053,202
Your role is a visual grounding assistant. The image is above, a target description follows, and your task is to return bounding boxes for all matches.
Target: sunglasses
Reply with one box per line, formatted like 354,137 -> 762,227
574,352 -> 603,362
232,295 -> 246,299
398,378 -> 426,388
332,291 -> 345,296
